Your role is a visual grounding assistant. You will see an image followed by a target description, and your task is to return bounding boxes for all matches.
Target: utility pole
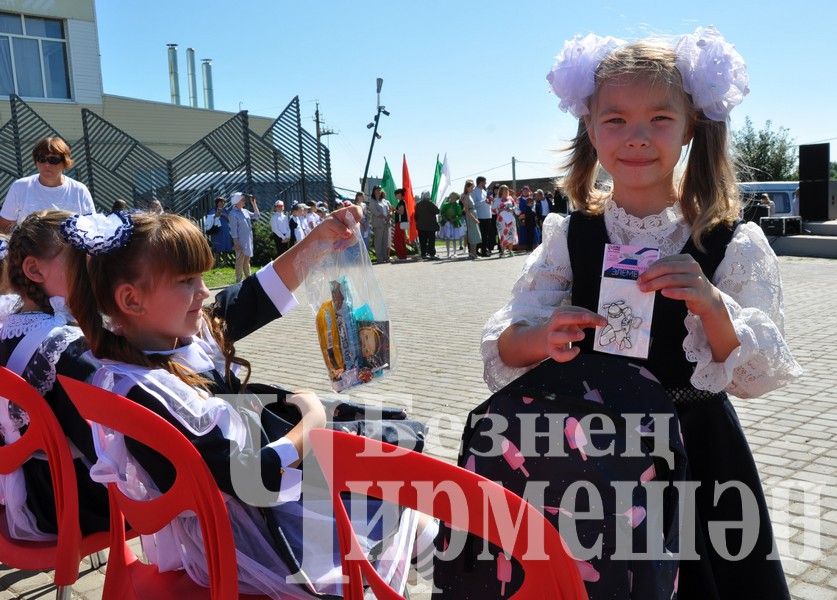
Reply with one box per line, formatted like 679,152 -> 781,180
314,102 -> 335,171
512,156 -> 517,193
361,77 -> 390,195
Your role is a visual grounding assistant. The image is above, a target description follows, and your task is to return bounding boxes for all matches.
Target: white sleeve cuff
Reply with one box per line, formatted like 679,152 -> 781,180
256,265 -> 299,316
267,437 -> 302,503
684,290 -> 801,397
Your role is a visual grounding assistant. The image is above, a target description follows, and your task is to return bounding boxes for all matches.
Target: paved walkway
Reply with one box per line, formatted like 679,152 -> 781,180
1,252 -> 835,599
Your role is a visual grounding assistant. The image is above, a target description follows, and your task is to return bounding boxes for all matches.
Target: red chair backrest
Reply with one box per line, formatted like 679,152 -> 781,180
309,428 -> 588,600
58,375 -> 239,600
0,367 -> 84,583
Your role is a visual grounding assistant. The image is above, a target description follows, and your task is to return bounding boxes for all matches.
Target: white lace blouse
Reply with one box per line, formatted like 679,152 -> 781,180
481,200 -> 803,398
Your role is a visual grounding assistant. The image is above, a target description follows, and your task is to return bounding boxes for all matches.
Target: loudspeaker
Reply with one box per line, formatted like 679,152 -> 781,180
760,216 -> 802,236
800,180 -> 829,221
799,143 -> 830,182
760,217 -> 785,235
784,216 -> 802,235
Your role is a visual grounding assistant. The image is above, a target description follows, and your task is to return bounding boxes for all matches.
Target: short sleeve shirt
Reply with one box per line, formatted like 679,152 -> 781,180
0,174 -> 95,223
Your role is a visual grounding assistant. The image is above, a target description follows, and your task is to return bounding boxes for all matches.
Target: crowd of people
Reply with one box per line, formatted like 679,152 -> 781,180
352,178 -> 569,264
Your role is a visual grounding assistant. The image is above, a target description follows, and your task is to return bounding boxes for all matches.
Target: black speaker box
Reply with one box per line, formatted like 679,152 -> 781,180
799,143 -> 830,182
784,217 -> 802,235
760,216 -> 803,236
800,180 -> 829,221
760,217 -> 785,236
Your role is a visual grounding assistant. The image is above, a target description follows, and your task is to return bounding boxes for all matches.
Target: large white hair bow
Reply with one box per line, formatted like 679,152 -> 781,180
674,26 -> 749,121
546,33 -> 626,118
60,212 -> 134,256
546,26 -> 748,122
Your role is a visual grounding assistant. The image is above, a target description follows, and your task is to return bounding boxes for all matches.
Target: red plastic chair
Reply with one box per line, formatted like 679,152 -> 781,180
0,367 -> 110,599
309,428 -> 588,600
58,375 -> 272,600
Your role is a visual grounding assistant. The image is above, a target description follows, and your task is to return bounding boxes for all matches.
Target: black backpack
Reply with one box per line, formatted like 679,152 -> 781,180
433,354 -> 686,600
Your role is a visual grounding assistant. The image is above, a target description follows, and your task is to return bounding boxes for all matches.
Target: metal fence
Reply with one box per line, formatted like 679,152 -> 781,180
0,94 -> 334,220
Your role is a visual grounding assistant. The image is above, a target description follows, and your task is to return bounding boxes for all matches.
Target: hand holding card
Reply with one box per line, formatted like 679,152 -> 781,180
637,253 -> 725,318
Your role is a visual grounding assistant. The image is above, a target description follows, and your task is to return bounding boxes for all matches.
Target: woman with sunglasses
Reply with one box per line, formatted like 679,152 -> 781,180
0,137 -> 95,234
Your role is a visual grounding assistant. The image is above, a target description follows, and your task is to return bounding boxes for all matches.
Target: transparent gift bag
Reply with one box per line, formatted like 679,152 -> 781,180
299,218 -> 394,392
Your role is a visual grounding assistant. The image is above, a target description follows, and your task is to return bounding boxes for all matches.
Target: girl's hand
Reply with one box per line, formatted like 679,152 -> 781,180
312,205 -> 363,244
540,306 -> 606,362
638,254 -> 725,318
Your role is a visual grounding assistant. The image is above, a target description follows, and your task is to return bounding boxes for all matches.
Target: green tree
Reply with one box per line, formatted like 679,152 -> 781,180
731,117 -> 798,181
830,161 -> 837,180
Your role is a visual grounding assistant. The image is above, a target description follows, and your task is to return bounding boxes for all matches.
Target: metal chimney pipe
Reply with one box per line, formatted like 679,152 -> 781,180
201,58 -> 214,110
186,47 -> 198,108
167,43 -> 180,104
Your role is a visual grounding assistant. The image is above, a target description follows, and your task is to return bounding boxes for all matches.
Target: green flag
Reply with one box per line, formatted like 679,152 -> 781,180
430,154 -> 442,205
381,159 -> 397,208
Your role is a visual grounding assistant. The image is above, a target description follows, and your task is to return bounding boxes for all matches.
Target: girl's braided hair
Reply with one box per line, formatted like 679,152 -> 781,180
6,210 -> 72,313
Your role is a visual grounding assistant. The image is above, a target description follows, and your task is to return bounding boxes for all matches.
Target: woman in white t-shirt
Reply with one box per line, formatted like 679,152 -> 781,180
0,137 -> 95,233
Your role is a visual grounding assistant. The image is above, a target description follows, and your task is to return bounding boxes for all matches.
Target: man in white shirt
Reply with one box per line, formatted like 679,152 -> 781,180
473,176 -> 494,257
0,137 -> 95,233
270,199 -> 290,256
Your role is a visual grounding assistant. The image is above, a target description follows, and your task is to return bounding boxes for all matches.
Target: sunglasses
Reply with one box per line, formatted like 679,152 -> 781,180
36,155 -> 64,165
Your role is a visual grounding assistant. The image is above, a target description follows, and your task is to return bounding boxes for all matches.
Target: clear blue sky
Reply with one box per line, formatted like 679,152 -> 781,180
95,0 -> 836,194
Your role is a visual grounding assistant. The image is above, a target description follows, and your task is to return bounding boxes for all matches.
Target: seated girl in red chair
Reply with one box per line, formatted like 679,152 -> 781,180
61,208 -> 427,598
0,211 -> 109,540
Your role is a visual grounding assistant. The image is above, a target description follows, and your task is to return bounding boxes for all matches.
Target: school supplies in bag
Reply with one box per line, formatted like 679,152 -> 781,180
302,222 -> 394,391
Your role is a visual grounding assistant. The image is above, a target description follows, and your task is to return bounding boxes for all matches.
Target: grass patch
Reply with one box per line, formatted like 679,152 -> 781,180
203,265 -> 265,289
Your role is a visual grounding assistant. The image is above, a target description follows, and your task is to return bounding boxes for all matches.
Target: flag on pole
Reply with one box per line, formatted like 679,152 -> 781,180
402,154 -> 418,242
433,154 -> 451,206
430,154 -> 442,205
381,160 -> 397,208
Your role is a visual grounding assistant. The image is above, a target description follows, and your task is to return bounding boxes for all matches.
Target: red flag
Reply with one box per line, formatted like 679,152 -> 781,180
401,154 -> 418,242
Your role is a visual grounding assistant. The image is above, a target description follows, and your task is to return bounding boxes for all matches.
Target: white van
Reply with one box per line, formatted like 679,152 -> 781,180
738,181 -> 798,217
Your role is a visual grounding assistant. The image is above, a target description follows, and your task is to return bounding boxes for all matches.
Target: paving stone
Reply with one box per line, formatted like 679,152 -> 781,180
2,253 -> 835,596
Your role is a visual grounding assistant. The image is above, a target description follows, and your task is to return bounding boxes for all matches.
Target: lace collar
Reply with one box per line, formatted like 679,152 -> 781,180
604,198 -> 684,233
143,338 -> 215,374
0,297 -> 72,340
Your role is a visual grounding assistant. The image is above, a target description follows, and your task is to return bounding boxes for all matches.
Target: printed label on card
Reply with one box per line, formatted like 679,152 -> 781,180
594,244 -> 659,359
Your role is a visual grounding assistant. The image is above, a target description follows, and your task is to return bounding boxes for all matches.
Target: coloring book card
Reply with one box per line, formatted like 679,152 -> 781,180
595,244 -> 659,359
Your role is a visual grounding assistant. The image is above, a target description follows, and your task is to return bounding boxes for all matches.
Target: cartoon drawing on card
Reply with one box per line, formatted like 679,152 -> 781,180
595,244 -> 659,359
599,300 -> 643,350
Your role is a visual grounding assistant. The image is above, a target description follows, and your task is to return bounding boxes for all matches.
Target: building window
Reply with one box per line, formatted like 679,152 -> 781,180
0,12 -> 69,100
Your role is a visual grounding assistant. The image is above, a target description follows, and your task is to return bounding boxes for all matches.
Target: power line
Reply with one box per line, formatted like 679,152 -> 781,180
412,161 -> 512,190
514,159 -> 554,166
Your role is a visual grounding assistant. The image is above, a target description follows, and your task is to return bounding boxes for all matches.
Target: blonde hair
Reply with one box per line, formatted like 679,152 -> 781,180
562,41 -> 740,248
6,210 -> 72,313
67,212 -> 251,389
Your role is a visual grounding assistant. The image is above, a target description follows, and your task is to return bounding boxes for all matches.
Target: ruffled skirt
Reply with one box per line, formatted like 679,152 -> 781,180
438,222 -> 465,240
